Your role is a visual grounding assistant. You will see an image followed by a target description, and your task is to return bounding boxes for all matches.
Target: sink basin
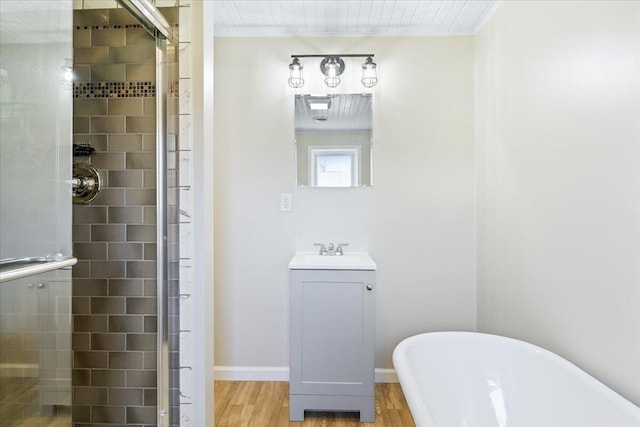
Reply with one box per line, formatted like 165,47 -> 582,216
288,252 -> 376,270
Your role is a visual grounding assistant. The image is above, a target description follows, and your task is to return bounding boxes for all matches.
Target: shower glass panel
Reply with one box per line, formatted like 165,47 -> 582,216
0,1 -> 73,426
0,0 -> 73,262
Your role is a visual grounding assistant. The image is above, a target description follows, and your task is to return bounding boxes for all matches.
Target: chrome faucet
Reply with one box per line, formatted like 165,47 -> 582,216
314,243 -> 327,255
313,242 -> 349,256
327,243 -> 336,256
336,243 -> 349,256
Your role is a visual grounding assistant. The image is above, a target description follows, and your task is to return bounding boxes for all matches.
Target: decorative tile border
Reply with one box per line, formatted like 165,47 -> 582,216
74,24 -> 143,30
73,81 -> 156,98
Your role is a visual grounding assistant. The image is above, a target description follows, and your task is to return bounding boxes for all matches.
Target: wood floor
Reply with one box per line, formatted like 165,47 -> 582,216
215,381 -> 415,427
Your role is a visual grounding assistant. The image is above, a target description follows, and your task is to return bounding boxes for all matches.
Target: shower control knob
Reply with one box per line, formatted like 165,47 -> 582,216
366,284 -> 373,291
37,283 -> 45,289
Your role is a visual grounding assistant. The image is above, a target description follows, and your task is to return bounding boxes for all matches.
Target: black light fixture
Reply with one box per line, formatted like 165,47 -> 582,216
288,54 -> 377,89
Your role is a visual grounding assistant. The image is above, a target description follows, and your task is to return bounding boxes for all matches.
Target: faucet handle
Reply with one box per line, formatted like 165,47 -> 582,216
313,243 -> 327,255
336,243 -> 349,256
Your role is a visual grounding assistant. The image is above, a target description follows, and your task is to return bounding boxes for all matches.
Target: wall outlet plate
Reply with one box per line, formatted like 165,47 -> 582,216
280,193 -> 292,211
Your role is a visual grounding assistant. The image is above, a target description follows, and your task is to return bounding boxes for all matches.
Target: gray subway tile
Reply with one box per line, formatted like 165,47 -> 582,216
126,225 -> 155,242
74,47 -> 108,65
126,152 -> 155,170
126,406 -> 156,424
91,333 -> 126,351
126,369 -> 156,387
109,388 -> 143,406
72,297 -> 91,315
143,351 -> 156,369
91,224 -> 126,242
74,10 -> 109,26
73,260 -> 91,278
143,170 -> 156,188
73,351 -> 108,369
126,297 -> 157,314
126,116 -> 155,133
73,279 -> 108,296
126,189 -> 156,206
109,315 -> 143,333
74,315 -> 108,332
73,225 -> 91,241
143,388 -> 156,406
73,29 -> 91,48
109,45 -> 143,64
109,279 -> 144,296
143,243 -> 157,260
91,369 -> 126,387
144,316 -> 157,333
109,206 -> 143,224
92,28 -> 125,47
73,64 -> 91,82
108,8 -> 137,26
72,333 -> 91,351
109,133 -> 142,151
126,333 -> 156,351
143,97 -> 156,115
127,63 -> 155,82
109,242 -> 143,260
142,133 -> 156,151
91,116 -> 125,134
90,152 -> 126,171
108,98 -> 143,116
73,405 -> 91,423
91,405 -> 126,424
126,261 -> 157,279
91,296 -> 125,314
91,261 -> 125,279
74,98 -> 108,116
144,280 -> 157,296
125,27 -> 154,46
73,387 -> 108,405
143,206 -> 156,224
74,243 -> 108,260
74,116 -> 90,133
73,369 -> 91,387
109,170 -> 143,188
92,188 -> 125,206
73,206 -> 107,224
91,63 -> 126,81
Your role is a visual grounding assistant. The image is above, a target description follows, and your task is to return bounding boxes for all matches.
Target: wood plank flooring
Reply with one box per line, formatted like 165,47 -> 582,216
215,381 -> 415,427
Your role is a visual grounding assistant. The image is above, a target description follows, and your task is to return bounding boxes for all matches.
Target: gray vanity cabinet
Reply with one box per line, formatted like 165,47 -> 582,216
289,269 -> 375,422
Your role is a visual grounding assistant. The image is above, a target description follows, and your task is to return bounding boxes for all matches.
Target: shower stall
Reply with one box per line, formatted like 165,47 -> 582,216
0,0 -> 184,425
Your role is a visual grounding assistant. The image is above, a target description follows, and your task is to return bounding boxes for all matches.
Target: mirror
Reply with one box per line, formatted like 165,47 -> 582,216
295,93 -> 372,187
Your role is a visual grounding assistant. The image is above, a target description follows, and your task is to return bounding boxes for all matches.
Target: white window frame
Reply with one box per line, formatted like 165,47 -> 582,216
308,146 -> 361,187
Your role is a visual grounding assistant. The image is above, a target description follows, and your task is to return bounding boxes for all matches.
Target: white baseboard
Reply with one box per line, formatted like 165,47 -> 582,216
214,366 -> 398,383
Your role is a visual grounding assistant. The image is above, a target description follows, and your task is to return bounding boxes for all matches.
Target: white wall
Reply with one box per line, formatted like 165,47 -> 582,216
214,37 -> 476,373
476,1 -> 640,404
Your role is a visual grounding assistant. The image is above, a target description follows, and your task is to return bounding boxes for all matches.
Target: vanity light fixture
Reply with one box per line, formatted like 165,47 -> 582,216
361,56 -> 378,88
288,54 -> 377,89
288,57 -> 304,88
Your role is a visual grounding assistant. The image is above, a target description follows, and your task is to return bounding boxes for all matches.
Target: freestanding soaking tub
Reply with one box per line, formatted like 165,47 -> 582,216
393,332 -> 640,427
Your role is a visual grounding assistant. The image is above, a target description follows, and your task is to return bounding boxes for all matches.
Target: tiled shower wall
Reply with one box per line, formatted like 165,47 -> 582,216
71,7 -> 177,426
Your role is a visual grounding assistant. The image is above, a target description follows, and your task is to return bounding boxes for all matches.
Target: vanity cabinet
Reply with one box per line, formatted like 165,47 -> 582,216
289,268 -> 376,422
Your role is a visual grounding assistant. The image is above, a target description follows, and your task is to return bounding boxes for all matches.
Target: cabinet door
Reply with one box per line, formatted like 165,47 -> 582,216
290,270 -> 375,396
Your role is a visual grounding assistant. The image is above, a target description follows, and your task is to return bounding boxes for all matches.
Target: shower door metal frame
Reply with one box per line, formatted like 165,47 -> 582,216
115,1 -> 173,425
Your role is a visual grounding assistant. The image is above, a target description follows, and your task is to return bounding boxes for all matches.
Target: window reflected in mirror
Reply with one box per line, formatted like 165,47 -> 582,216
295,94 -> 372,187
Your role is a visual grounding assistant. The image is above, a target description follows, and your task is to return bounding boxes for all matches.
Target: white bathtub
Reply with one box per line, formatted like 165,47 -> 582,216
392,332 -> 640,427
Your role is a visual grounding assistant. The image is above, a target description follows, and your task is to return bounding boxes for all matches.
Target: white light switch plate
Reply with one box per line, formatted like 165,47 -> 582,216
280,193 -> 292,211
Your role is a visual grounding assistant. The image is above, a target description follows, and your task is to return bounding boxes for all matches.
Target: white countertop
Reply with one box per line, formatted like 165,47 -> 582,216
288,252 -> 377,270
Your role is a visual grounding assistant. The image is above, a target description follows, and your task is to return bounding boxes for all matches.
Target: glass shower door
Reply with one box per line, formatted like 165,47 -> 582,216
0,1 -> 73,426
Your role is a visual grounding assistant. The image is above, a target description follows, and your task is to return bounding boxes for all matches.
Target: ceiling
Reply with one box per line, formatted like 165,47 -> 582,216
213,0 -> 502,37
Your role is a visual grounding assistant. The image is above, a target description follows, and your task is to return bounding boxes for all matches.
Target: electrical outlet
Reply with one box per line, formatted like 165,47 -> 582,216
280,193 -> 292,211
